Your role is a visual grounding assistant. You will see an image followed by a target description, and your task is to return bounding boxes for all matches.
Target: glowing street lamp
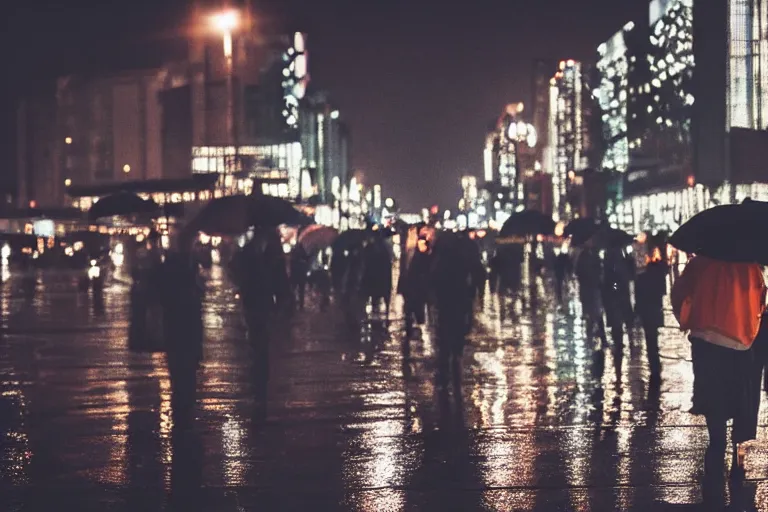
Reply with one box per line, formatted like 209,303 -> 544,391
210,9 -> 239,65
210,8 -> 241,171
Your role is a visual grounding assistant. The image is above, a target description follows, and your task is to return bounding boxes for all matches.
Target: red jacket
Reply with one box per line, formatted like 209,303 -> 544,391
671,256 -> 765,350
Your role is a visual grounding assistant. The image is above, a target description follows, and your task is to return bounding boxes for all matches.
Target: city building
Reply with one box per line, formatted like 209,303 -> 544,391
300,91 -> 350,204
16,13 -> 352,210
185,33 -> 349,204
16,94 -> 57,207
547,60 -> 594,220
180,31 -> 313,199
596,22 -> 636,173
531,59 -> 556,172
48,70 -> 165,206
483,103 -> 538,224
458,175 -> 483,228
605,0 -> 768,233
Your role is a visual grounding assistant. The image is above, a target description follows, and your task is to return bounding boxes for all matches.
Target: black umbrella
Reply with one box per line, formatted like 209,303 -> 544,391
500,210 -> 555,236
669,202 -> 768,264
564,218 -> 599,245
568,219 -> 634,248
88,192 -> 158,221
604,228 -> 635,248
182,194 -> 311,237
250,194 -> 311,228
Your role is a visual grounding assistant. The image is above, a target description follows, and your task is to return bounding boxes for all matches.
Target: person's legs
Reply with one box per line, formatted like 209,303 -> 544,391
642,317 -> 661,376
610,324 -> 624,347
595,316 -> 608,348
703,416 -> 727,504
705,416 -> 727,473
404,301 -> 414,336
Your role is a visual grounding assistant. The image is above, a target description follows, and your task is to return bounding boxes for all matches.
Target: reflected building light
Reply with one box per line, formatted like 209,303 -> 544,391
342,390 -> 409,511
221,414 -> 247,486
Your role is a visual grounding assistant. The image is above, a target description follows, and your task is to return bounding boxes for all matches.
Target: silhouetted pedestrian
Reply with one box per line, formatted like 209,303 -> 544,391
553,248 -> 571,304
671,255 -> 765,499
400,237 -> 431,338
160,252 -> 203,428
635,241 -> 667,376
575,243 -> 607,348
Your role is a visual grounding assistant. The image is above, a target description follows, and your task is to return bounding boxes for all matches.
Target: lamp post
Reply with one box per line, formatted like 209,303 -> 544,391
210,10 -> 240,178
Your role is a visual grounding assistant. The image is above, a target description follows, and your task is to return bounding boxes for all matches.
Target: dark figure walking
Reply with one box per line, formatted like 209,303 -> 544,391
160,252 -> 203,428
399,237 -> 431,338
575,244 -> 607,348
635,244 -> 667,376
553,249 -> 571,304
431,234 -> 475,388
602,246 -> 635,346
671,255 -> 765,503
289,245 -> 310,310
361,238 -> 392,320
499,245 -> 524,298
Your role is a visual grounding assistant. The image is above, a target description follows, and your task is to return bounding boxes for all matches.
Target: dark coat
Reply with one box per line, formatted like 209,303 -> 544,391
576,248 -> 602,319
635,261 -> 667,329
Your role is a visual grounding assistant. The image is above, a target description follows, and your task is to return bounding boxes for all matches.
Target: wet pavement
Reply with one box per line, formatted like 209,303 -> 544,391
2,267 -> 768,511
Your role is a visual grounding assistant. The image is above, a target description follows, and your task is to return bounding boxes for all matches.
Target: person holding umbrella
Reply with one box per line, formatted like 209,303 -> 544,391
400,236 -> 432,339
670,199 -> 768,499
574,236 -> 608,348
634,233 -> 668,377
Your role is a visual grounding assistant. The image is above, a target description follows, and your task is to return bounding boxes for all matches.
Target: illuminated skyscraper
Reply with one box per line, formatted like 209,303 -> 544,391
548,60 -> 591,220
483,103 -> 538,223
605,0 -> 768,233
531,59 -> 556,170
597,23 -> 637,173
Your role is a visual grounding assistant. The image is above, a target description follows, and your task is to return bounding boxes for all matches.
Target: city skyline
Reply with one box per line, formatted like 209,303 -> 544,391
2,0 -> 647,211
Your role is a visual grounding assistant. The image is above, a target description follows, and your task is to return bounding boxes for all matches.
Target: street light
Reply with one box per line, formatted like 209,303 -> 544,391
210,9 -> 239,62
210,9 -> 240,173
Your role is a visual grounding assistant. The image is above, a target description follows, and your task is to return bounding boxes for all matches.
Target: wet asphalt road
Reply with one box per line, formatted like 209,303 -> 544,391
2,267 -> 768,511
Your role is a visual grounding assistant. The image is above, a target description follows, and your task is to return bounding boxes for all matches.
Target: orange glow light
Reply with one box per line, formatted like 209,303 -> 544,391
210,9 -> 239,33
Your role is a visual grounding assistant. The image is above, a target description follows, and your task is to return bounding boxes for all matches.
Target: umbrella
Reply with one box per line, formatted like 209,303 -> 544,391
564,217 -> 597,236
500,210 -> 555,236
88,192 -> 158,221
605,227 -> 635,248
570,224 -> 634,248
565,218 -> 600,246
669,202 -> 768,264
332,229 -> 374,252
183,194 -> 311,237
251,194 -> 311,228
183,195 -> 251,236
298,225 -> 338,253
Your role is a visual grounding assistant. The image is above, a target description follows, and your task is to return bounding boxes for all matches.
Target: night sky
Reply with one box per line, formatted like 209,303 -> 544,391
2,0 -> 646,210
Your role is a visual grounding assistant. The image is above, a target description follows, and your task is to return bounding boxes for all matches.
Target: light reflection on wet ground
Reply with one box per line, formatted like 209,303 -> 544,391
0,270 -> 767,510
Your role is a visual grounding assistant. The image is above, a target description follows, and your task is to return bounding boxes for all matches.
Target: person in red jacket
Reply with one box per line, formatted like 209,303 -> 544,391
672,255 -> 765,500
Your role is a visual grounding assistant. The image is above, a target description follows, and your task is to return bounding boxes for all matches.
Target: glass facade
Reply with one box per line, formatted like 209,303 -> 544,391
728,0 -> 768,130
642,0 -> 694,166
597,26 -> 632,172
191,142 -> 303,199
549,60 -> 587,220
